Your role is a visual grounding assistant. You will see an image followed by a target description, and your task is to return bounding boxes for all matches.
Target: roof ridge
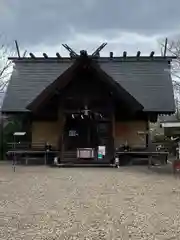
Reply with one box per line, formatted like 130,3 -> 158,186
9,56 -> 174,63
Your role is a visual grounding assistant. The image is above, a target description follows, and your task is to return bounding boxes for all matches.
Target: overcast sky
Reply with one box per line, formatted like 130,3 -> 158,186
0,0 -> 180,57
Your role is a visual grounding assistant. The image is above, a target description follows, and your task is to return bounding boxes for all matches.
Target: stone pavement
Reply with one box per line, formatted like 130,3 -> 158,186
0,164 -> 180,239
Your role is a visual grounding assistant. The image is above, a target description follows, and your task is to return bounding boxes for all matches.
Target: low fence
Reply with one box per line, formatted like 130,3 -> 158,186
7,142 -> 47,151
6,142 -> 58,165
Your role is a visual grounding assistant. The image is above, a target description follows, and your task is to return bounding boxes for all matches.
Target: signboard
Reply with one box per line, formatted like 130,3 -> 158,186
77,148 -> 94,158
98,146 -> 106,159
69,130 -> 77,137
13,132 -> 26,136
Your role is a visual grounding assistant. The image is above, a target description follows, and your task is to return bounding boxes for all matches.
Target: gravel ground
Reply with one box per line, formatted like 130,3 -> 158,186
0,164 -> 180,239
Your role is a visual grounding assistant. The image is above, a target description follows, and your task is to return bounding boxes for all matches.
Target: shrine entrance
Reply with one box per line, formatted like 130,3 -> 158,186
62,111 -> 113,162
64,116 -> 98,151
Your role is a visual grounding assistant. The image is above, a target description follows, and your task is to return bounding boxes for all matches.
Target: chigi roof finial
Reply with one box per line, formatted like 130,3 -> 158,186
62,44 -> 78,57
91,43 -> 107,57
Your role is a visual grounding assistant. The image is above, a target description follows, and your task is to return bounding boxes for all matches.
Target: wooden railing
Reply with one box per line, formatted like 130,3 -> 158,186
7,142 -> 47,151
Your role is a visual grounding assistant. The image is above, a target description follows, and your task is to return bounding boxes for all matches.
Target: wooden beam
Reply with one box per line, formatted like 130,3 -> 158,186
123,51 -> 127,58
62,44 -> 78,57
56,52 -> 61,58
43,53 -> 48,59
23,50 -> 27,57
15,40 -> 20,58
92,43 -> 107,56
164,38 -> 168,57
136,51 -> 141,57
29,53 -> 36,58
150,51 -> 155,58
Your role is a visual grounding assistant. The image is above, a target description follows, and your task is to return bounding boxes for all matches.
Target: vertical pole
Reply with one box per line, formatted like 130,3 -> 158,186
146,119 -> 149,148
44,142 -> 47,165
13,135 -> 16,172
25,155 -> 28,165
15,40 -> 21,58
112,112 -> 115,147
61,115 -> 66,162
45,150 -> 48,165
112,112 -> 116,165
44,151 -> 46,165
163,38 -> 168,57
148,156 -> 152,169
0,113 -> 4,160
146,115 -> 151,169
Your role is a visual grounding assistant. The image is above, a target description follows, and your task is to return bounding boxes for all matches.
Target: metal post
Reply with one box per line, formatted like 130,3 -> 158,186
13,135 -> 16,172
45,150 -> 48,165
25,155 -> 28,165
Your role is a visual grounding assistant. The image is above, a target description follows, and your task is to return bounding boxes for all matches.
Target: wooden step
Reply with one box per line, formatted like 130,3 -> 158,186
63,151 -> 77,156
62,151 -> 77,161
20,157 -> 46,165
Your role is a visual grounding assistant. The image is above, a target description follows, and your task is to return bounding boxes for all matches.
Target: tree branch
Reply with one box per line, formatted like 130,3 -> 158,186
0,36 -> 15,94
159,37 -> 180,114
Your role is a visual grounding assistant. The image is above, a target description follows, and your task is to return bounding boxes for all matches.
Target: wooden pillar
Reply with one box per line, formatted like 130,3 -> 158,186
148,155 -> 152,169
0,113 -> 4,160
146,115 -> 152,168
25,155 -> 28,165
27,114 -> 32,147
112,113 -> 115,148
22,113 -> 32,147
58,107 -> 66,160
44,151 -> 47,165
146,117 -> 150,148
61,115 -> 66,160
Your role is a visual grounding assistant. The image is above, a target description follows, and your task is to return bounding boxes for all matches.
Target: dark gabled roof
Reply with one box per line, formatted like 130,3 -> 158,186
27,58 -> 143,113
1,56 -> 175,113
2,59 -> 73,112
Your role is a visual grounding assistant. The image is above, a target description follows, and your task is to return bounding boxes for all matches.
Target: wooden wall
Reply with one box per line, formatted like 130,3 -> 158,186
31,119 -> 147,150
31,121 -> 60,148
114,120 -> 147,148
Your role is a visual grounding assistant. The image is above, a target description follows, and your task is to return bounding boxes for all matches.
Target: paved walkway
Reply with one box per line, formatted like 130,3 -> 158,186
0,164 -> 180,239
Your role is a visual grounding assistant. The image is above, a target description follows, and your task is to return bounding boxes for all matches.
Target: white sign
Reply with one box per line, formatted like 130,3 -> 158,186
69,130 -> 77,137
13,132 -> 26,136
98,146 -> 106,156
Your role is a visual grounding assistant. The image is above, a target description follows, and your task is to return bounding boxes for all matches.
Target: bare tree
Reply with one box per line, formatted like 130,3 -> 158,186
159,37 -> 180,117
160,38 -> 180,78
0,36 -> 15,93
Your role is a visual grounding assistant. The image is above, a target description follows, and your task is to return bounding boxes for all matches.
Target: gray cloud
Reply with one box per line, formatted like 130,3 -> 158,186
0,0 -> 180,49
